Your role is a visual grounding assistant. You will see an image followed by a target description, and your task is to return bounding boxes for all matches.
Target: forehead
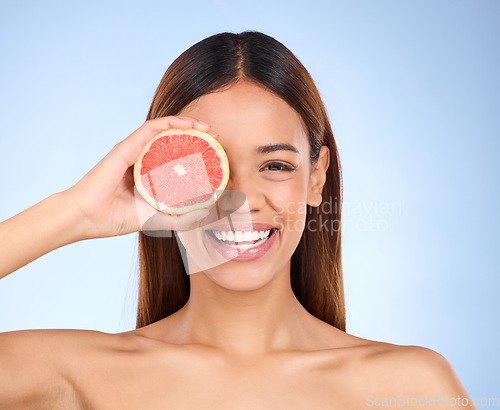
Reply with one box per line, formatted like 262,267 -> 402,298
177,81 -> 309,157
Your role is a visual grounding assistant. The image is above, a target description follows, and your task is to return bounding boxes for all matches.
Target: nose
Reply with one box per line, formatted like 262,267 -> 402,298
218,169 -> 265,215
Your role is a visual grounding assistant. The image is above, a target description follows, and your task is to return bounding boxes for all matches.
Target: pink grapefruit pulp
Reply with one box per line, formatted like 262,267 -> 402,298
133,128 -> 229,214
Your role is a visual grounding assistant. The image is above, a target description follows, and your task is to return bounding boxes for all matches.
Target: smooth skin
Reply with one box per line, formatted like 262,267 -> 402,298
0,81 -> 474,409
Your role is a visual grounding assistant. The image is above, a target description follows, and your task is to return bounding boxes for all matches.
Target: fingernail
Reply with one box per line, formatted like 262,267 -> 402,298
198,120 -> 209,126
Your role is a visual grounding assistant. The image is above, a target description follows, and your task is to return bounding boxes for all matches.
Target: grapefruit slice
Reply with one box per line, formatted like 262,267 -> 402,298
133,128 -> 229,215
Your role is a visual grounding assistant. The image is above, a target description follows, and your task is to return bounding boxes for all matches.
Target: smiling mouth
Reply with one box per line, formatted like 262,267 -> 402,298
206,228 -> 278,249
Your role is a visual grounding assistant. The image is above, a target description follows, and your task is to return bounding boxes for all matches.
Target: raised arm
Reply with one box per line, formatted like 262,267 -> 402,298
0,116 -> 217,281
0,193 -> 86,280
0,116 -> 218,408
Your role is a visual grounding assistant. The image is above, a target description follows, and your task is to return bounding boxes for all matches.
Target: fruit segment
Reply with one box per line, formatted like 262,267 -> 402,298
142,152 -> 213,207
134,129 -> 229,214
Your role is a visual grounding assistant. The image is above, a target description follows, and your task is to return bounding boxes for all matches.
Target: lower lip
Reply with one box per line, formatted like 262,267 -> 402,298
205,229 -> 279,262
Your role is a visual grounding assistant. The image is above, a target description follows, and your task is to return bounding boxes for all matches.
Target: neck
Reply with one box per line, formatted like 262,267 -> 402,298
162,261 -> 325,358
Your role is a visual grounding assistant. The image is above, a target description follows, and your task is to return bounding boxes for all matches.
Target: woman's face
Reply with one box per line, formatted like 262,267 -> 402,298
175,80 -> 329,290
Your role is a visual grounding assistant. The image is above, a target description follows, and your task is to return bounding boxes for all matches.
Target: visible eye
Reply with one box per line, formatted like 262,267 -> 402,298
261,161 -> 296,172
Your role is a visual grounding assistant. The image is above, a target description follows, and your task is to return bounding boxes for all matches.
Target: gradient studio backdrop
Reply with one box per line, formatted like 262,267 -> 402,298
0,0 -> 498,399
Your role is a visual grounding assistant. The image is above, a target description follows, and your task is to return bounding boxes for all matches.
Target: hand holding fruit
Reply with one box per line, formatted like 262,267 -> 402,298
62,117 -> 220,240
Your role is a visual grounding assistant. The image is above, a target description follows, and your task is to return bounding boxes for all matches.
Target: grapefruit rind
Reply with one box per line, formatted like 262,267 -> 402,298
133,127 -> 229,215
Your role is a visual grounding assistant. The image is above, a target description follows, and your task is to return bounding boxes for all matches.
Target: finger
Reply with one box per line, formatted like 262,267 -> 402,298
176,117 -> 210,132
131,116 -> 195,147
148,116 -> 218,140
206,129 -> 220,140
175,117 -> 219,140
116,117 -> 219,168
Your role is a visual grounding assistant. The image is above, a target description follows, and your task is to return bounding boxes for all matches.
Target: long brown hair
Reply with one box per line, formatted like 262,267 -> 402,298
136,30 -> 345,331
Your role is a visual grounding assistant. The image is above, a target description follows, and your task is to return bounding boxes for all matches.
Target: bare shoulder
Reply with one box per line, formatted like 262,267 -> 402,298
369,343 -> 465,388
0,327 -> 139,358
0,328 -> 135,409
333,333 -> 472,400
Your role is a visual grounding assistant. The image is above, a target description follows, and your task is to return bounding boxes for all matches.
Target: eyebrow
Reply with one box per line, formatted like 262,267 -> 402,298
255,143 -> 300,155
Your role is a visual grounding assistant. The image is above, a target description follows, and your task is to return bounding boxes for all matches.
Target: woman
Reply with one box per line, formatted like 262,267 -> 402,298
0,31 -> 474,409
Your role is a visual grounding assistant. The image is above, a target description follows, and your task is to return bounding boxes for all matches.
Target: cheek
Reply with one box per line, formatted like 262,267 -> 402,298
267,180 -> 309,229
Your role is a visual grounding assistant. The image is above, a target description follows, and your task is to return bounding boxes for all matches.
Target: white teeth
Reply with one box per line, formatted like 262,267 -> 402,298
212,230 -> 272,242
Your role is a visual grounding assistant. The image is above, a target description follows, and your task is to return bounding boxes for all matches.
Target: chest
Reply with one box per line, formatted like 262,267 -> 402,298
72,350 -> 359,409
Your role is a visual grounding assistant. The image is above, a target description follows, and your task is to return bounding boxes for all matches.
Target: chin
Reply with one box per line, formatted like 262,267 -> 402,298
201,267 -> 279,292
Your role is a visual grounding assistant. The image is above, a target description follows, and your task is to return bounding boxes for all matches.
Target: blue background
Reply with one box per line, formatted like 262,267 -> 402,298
0,0 -> 498,398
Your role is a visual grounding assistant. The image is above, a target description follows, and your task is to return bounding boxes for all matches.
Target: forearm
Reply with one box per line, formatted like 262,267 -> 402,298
0,193 -> 87,280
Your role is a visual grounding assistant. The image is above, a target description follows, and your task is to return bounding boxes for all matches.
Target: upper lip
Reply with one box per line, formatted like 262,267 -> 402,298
204,222 -> 279,233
